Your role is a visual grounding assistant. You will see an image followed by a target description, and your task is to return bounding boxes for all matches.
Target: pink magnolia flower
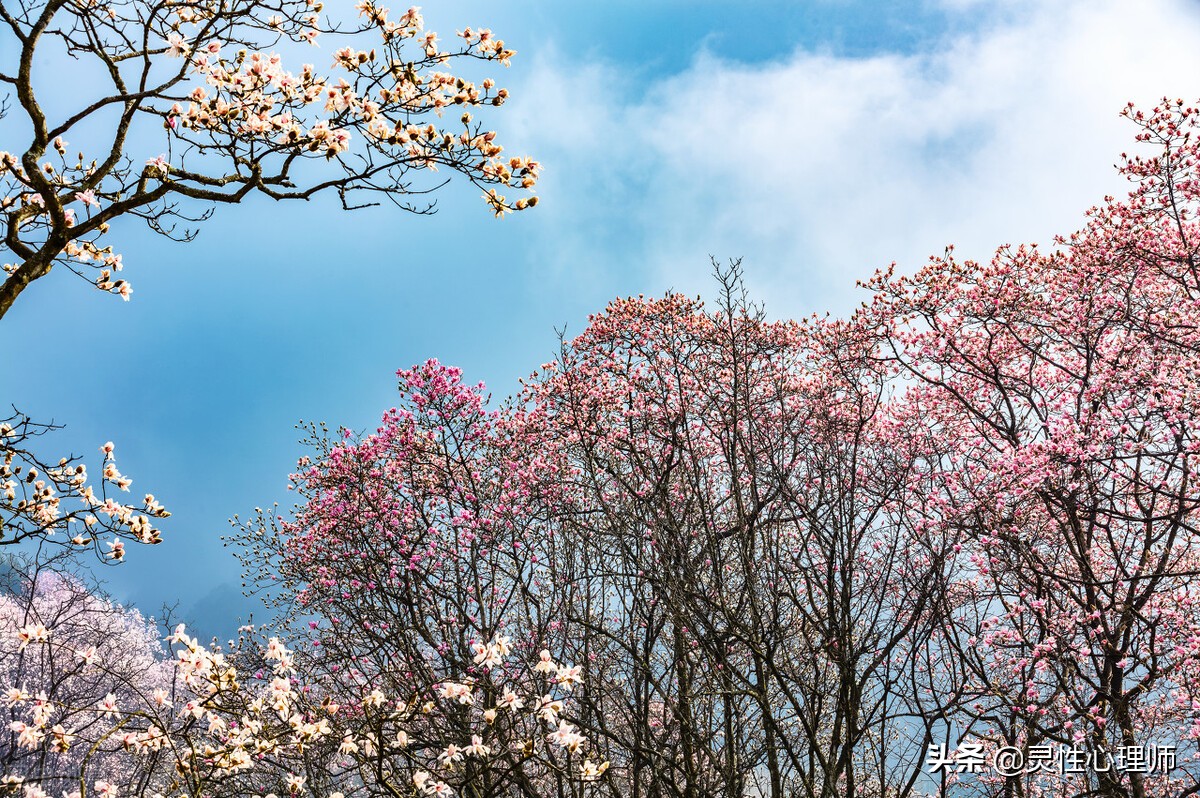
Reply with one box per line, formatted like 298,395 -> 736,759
165,32 -> 190,57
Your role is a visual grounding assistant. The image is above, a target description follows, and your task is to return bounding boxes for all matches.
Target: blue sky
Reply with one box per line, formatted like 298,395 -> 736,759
8,0 -> 1200,640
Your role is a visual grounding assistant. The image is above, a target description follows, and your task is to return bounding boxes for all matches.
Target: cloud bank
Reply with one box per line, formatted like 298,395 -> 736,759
506,0 -> 1200,316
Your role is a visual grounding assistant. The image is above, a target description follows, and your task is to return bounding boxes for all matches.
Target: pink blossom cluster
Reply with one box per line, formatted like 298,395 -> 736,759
246,99 -> 1200,797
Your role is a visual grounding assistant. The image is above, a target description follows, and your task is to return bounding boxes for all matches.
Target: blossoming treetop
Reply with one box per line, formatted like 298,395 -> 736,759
0,0 -> 539,320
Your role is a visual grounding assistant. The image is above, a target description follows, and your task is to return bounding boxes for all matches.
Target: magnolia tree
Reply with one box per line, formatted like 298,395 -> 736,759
248,99 -> 1200,798
235,361 -> 610,795
504,269 -> 956,798
0,555 -> 605,798
856,99 -> 1200,798
0,556 -> 175,792
243,271 -> 957,798
0,0 -> 538,320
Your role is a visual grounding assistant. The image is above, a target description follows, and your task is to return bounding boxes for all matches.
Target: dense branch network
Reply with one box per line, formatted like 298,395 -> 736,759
234,99 -> 1200,798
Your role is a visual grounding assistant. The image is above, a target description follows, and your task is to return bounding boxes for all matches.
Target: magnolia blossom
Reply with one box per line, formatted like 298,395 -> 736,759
165,32 -> 190,57
580,758 -> 610,780
463,734 -> 489,758
437,681 -> 473,705
437,743 -> 464,769
547,720 -> 586,753
496,688 -> 523,711
554,664 -> 582,692
144,155 -> 169,176
16,624 -> 50,649
532,649 -> 557,675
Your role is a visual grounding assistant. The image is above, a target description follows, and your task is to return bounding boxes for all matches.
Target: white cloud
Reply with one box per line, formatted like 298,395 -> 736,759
507,0 -> 1200,317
